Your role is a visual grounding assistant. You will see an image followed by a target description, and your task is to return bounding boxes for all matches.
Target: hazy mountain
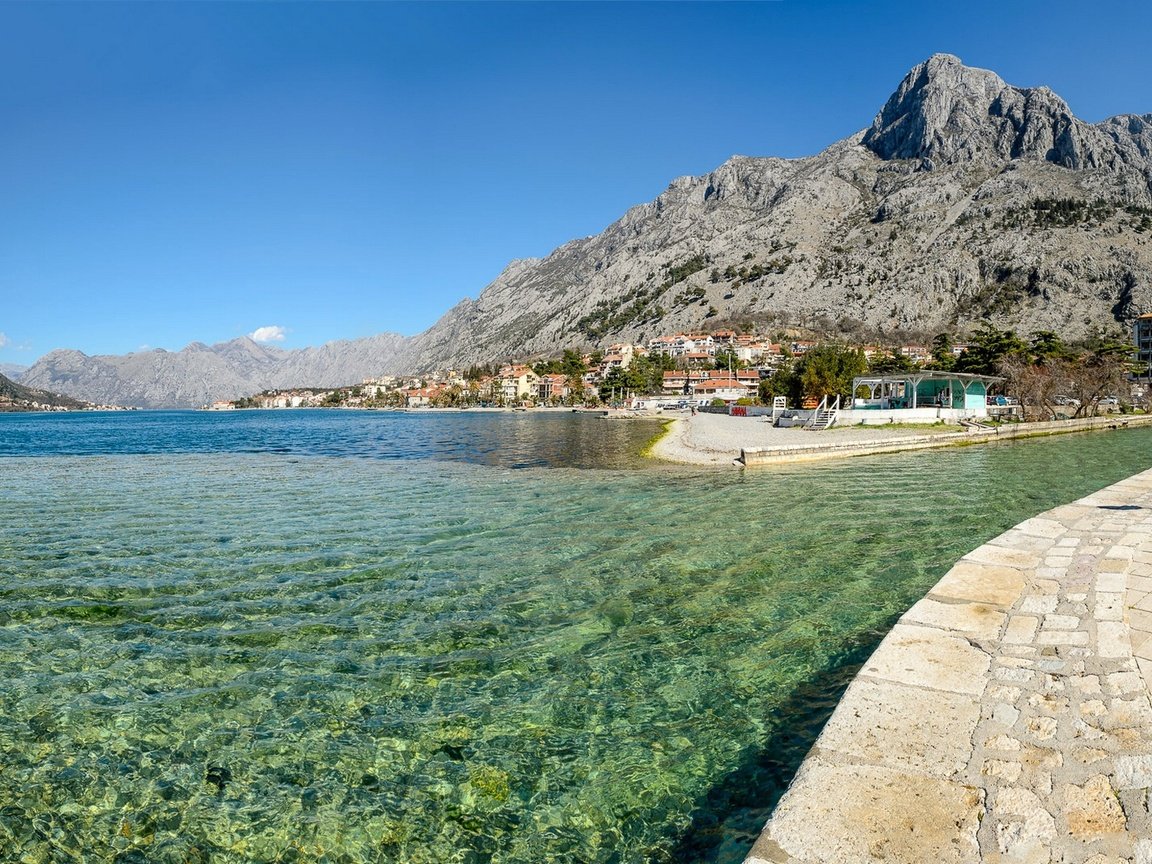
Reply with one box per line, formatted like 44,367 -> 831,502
21,334 -> 409,409
22,54 -> 1152,405
0,364 -> 27,381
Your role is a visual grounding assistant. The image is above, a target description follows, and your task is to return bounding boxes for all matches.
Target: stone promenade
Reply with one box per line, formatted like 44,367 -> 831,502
745,468 -> 1152,864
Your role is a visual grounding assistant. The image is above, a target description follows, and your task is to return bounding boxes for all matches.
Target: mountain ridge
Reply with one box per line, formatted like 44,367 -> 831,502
20,333 -> 409,409
20,53 -> 1152,407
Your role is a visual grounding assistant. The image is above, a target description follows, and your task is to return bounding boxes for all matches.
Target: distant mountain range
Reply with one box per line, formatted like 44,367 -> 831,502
19,54 -> 1152,408
19,333 -> 408,410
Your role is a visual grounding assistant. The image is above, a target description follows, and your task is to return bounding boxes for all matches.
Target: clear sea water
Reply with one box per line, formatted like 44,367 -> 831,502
2,409 -> 1151,864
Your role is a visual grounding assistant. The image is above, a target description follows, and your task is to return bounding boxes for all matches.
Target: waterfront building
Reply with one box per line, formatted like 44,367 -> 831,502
691,377 -> 751,402
850,370 -> 1000,422
498,365 -> 540,401
1133,313 -> 1152,375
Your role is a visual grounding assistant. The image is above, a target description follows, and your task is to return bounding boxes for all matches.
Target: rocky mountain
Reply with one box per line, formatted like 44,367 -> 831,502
388,53 -> 1152,371
20,333 -> 408,409
21,54 -> 1152,405
0,372 -> 91,411
0,363 -> 27,381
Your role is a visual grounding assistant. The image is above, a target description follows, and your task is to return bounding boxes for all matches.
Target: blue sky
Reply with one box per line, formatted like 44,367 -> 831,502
2,0 -> 1150,366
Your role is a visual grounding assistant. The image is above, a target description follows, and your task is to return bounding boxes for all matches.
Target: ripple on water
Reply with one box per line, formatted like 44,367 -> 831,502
1,424 -> 1151,863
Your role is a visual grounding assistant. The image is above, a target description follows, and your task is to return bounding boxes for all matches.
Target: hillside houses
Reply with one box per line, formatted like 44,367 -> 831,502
662,369 -> 763,400
221,327 -> 957,410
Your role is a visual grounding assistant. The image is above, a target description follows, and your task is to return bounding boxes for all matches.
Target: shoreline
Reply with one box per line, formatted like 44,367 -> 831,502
649,412 -> 1152,467
746,467 -> 1152,863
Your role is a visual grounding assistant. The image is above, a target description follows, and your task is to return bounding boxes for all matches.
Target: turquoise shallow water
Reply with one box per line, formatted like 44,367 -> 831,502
2,412 -> 1152,863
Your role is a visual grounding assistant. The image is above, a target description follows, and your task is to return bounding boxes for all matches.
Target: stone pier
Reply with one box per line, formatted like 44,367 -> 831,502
745,468 -> 1152,864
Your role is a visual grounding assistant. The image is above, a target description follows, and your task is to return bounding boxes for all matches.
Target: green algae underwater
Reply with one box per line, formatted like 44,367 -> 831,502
2,410 -> 1151,863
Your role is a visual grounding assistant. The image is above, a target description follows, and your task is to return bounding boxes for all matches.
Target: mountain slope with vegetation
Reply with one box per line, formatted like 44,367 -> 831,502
0,372 -> 92,411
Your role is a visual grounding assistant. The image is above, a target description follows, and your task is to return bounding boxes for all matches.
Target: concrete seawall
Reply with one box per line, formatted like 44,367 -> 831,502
745,468 -> 1152,863
739,414 -> 1152,467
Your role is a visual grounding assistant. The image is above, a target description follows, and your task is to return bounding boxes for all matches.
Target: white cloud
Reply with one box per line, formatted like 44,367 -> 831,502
0,332 -> 8,349
249,325 -> 287,343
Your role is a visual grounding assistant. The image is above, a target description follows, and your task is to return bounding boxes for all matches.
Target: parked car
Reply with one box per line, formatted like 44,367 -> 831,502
1098,396 -> 1120,409
1053,395 -> 1081,407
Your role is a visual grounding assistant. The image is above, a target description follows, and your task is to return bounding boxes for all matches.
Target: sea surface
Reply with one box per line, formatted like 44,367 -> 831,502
2,409 -> 1151,864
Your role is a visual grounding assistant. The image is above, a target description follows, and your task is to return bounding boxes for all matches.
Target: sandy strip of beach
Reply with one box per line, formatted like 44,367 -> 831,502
649,412 -> 962,465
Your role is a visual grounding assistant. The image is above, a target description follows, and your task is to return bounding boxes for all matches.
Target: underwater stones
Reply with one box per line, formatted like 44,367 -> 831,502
204,765 -> 231,792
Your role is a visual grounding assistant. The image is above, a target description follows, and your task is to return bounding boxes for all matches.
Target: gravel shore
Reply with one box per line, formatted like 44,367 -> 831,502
649,412 -> 958,465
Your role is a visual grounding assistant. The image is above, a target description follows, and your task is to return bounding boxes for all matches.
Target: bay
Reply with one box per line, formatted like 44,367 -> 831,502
1,410 -> 1149,863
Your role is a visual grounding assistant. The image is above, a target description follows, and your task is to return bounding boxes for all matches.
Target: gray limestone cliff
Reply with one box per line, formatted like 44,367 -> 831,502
384,54 -> 1152,372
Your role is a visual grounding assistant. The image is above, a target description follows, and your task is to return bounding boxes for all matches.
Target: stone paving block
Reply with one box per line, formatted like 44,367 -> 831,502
1042,614 -> 1080,630
992,532 -> 1061,554
1132,628 -> 1152,655
1136,657 -> 1152,687
1097,591 -> 1123,621
1107,671 -> 1146,695
1063,774 -> 1128,838
930,561 -> 1027,608
1114,755 -> 1152,789
1072,674 -> 1101,694
963,544 -> 1042,570
982,759 -> 1022,782
985,734 -> 1022,751
1134,592 -> 1152,613
902,598 -> 1005,641
815,678 -> 981,780
1036,630 -> 1089,646
1109,698 -> 1152,728
1021,595 -> 1058,614
1081,700 -> 1108,717
1099,571 -> 1129,592
1129,573 -> 1152,591
1098,622 -> 1131,658
862,624 -> 992,696
1016,517 -> 1069,539
993,786 -> 1056,860
1004,615 -> 1039,644
1026,715 -> 1058,740
1129,607 -> 1152,637
760,760 -> 983,864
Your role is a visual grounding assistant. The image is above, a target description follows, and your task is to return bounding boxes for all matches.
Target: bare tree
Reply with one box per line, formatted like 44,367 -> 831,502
1000,357 -> 1064,420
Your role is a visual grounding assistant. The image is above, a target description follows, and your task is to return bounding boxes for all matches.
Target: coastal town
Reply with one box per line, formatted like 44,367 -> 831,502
208,321 -> 1143,423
